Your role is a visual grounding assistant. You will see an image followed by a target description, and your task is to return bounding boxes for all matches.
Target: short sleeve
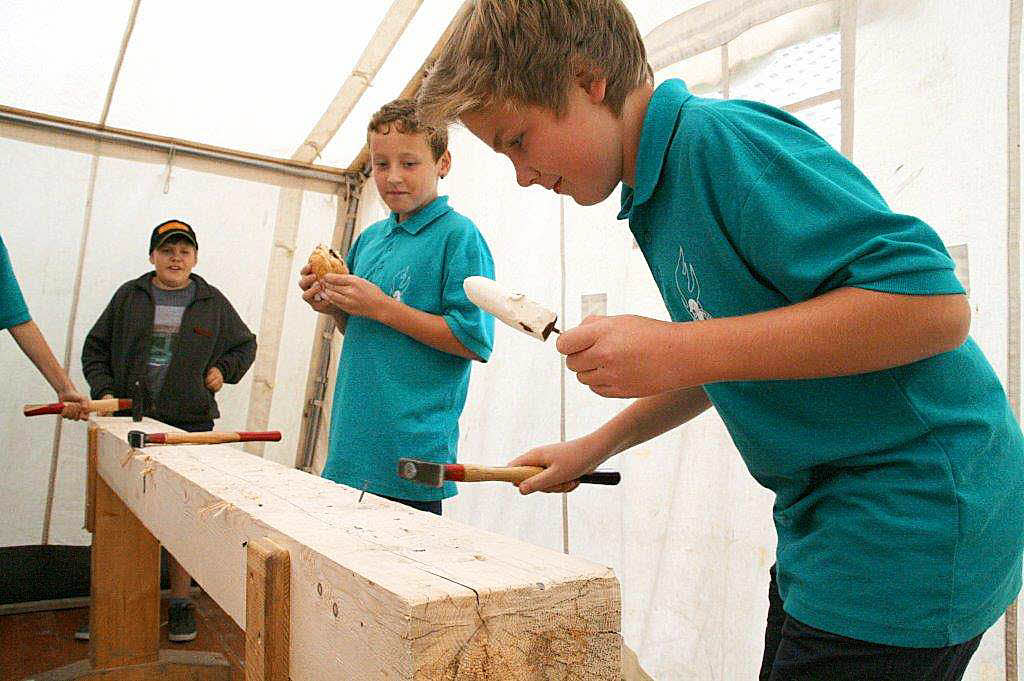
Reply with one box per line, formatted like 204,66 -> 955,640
440,222 -> 495,361
0,236 -> 31,329
732,134 -> 963,302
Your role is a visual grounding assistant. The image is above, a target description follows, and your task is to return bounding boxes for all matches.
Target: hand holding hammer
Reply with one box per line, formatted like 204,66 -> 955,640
24,397 -> 131,418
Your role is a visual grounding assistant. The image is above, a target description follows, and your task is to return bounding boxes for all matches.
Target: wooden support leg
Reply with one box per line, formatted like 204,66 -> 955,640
91,477 -> 160,669
25,474 -> 232,681
245,538 -> 290,681
84,423 -> 97,533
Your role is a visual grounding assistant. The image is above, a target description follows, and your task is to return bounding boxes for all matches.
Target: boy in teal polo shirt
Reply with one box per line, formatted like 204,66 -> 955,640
417,1 -> 1023,679
299,99 -> 493,515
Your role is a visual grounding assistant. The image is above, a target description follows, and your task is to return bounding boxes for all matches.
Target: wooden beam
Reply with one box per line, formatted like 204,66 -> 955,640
0,104 -> 350,181
93,417 -> 621,679
90,477 -> 160,670
297,0 -> 424,163
246,538 -> 291,681
783,89 -> 840,114
347,1 -> 472,173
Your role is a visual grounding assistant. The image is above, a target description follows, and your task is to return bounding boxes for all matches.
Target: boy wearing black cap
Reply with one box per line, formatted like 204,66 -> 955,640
80,219 -> 256,642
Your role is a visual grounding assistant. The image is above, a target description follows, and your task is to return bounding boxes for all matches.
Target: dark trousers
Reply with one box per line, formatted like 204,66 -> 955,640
760,565 -> 982,681
164,420 -> 215,433
382,495 -> 442,516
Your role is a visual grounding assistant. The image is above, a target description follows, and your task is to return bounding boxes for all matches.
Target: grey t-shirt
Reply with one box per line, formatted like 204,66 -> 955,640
147,280 -> 196,399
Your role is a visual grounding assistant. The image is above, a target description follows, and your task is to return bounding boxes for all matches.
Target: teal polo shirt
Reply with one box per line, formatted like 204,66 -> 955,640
0,235 -> 30,330
323,196 -> 494,501
620,79 -> 1024,646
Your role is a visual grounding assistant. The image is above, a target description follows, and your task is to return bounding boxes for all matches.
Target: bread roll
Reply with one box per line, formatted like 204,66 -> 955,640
308,244 -> 348,279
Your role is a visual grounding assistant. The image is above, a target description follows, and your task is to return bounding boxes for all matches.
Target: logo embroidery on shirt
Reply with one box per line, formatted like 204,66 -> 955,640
391,266 -> 411,302
674,246 -> 712,321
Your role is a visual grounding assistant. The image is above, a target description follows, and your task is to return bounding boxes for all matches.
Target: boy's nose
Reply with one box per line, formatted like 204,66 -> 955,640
515,164 -> 538,188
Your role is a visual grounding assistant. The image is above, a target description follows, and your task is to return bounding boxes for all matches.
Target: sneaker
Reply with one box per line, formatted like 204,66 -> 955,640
74,621 -> 89,641
167,601 -> 197,642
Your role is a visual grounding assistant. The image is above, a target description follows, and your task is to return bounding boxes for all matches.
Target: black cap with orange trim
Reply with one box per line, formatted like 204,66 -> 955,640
149,219 -> 198,253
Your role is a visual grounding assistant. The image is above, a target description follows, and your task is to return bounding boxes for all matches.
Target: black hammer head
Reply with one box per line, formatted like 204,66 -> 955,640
127,430 -> 146,448
397,458 -> 445,488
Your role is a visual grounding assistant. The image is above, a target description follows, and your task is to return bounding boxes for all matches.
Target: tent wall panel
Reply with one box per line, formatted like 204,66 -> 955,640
853,1 -> 1013,678
1,140 -> 341,546
1,136 -> 92,547
439,126 -> 569,553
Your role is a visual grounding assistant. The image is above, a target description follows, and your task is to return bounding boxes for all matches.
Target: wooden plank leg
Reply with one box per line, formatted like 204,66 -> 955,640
245,538 -> 290,681
91,476 -> 160,669
26,477 -> 233,680
85,423 -> 97,533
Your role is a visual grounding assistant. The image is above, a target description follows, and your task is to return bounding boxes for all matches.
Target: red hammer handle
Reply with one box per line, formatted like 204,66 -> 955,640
23,402 -> 65,416
237,431 -> 282,442
159,430 -> 282,445
23,398 -> 131,417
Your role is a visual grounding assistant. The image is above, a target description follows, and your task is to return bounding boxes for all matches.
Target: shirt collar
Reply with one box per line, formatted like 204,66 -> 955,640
619,79 -> 693,220
387,195 -> 452,235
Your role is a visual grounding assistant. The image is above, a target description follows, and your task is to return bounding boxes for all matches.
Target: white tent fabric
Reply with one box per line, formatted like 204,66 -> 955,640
1,1 -> 1021,679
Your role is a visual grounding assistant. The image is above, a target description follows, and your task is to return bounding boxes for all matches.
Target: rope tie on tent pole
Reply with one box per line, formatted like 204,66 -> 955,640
273,239 -> 296,256
351,70 -> 374,86
163,146 -> 175,194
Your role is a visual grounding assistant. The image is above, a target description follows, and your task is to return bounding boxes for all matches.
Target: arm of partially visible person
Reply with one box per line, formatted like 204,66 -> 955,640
1,235 -> 87,420
9,320 -> 89,420
508,385 -> 713,494
208,294 -> 257,392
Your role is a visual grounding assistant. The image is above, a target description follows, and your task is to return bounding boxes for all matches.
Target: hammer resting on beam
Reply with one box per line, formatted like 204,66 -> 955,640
128,430 -> 282,448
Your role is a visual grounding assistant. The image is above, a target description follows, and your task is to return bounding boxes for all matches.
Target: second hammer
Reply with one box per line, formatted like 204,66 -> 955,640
127,430 -> 282,448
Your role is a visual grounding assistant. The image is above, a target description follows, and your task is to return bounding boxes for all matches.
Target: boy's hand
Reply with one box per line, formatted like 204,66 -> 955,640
507,436 -> 607,495
205,367 -> 224,392
559,315 -> 694,398
320,274 -> 390,321
57,387 -> 89,421
299,264 -> 341,315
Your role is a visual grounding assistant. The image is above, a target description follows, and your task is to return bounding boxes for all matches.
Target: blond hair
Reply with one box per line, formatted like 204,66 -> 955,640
368,99 -> 448,161
418,0 -> 651,124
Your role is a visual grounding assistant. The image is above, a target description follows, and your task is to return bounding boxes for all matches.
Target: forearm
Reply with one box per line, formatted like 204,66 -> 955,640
677,288 -> 970,385
9,320 -> 74,393
375,297 -> 477,360
588,386 -> 712,462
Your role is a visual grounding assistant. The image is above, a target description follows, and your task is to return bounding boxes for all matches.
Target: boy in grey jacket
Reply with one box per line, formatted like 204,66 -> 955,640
80,220 -> 256,642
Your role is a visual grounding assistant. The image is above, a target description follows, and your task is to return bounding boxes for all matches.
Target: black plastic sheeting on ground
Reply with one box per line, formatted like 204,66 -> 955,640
0,545 -> 170,605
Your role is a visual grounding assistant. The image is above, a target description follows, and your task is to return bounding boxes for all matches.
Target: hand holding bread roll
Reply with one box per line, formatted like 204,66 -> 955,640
307,244 -> 348,280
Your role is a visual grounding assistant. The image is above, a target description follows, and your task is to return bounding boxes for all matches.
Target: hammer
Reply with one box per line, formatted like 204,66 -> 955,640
127,430 -> 282,448
397,458 -> 621,487
24,398 -> 131,417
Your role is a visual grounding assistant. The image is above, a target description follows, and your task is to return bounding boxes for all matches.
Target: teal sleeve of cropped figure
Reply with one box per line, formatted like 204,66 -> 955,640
440,224 -> 495,361
0,235 -> 31,330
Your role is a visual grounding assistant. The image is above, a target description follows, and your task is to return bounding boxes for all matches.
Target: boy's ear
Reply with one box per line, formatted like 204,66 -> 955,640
438,149 -> 452,179
149,252 -> 155,266
577,67 -> 608,105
